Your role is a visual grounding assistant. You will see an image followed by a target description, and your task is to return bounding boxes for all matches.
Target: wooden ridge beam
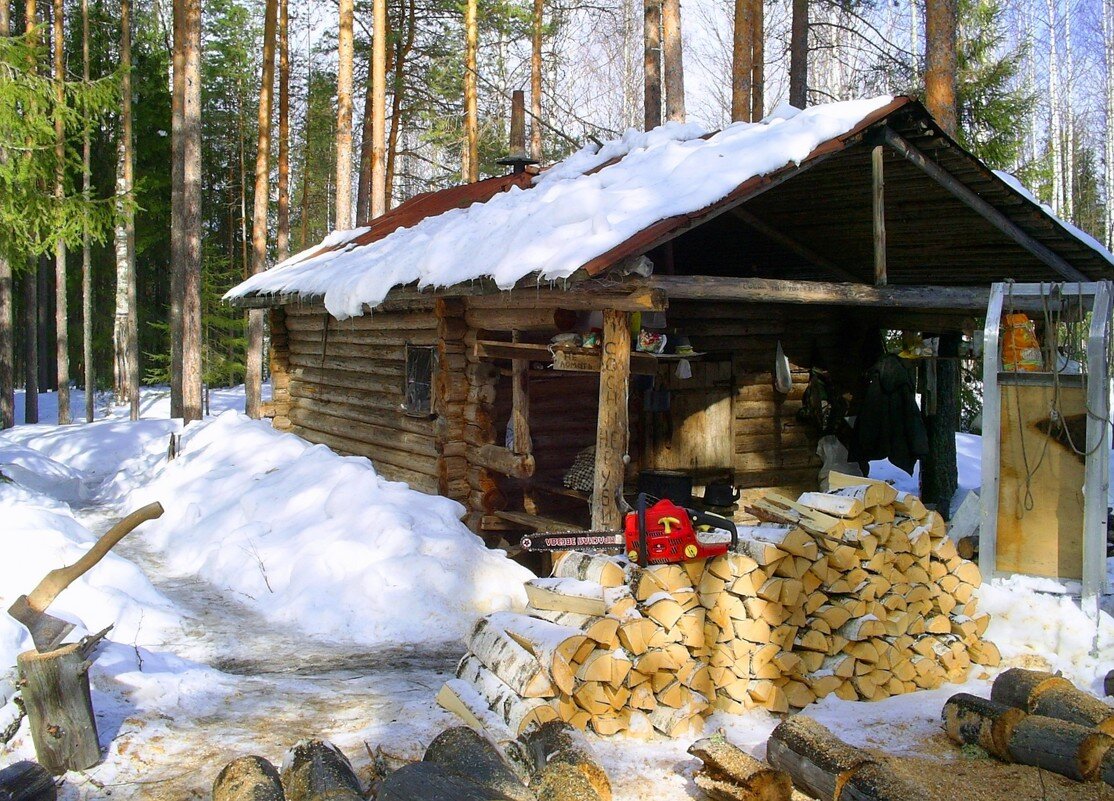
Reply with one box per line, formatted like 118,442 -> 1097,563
729,207 -> 861,283
880,127 -> 1090,283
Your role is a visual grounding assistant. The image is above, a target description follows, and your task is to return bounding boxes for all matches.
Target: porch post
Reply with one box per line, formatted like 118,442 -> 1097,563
592,309 -> 631,530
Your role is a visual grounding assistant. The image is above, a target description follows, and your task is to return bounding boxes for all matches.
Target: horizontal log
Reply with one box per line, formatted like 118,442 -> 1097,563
469,444 -> 536,479
290,406 -> 438,458
465,307 -> 577,332
290,342 -> 408,362
1007,714 -> 1113,782
291,396 -> 434,437
991,668 -> 1074,713
649,275 -> 999,311
422,727 -> 532,801
942,693 -> 1025,761
289,420 -> 440,480
289,365 -> 406,396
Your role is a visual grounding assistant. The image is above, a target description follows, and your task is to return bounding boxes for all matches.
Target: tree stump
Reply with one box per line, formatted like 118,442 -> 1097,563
212,755 -> 284,801
280,740 -> 361,801
519,721 -> 611,801
0,761 -> 56,801
423,726 -> 532,801
16,643 -> 99,774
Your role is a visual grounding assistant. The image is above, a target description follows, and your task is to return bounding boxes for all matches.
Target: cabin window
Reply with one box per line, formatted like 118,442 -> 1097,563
404,344 -> 436,416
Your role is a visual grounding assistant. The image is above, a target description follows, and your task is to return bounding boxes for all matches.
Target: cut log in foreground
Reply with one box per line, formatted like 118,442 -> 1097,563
766,716 -> 932,801
1030,683 -> 1114,734
16,642 -> 99,774
688,733 -> 791,801
212,755 -> 284,801
376,762 -> 516,801
1006,714 -> 1113,783
280,739 -> 362,801
520,720 -> 612,801
0,761 -> 56,801
990,668 -> 1073,713
422,726 -> 532,801
942,693 -> 1024,761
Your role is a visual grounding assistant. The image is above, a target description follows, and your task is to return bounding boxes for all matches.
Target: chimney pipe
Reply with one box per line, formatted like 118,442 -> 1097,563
497,89 -> 539,174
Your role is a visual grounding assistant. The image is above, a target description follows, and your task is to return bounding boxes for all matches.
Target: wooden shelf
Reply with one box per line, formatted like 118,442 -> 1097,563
475,340 -> 700,377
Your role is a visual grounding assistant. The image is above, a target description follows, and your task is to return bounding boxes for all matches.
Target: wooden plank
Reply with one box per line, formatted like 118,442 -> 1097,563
475,340 -> 657,376
872,145 -> 887,287
592,310 -> 630,530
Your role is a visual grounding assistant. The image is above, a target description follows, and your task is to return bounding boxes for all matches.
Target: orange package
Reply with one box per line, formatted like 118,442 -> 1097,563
1001,313 -> 1042,371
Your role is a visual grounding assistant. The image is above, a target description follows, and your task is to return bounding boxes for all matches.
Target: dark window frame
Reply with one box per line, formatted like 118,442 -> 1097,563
403,343 -> 437,417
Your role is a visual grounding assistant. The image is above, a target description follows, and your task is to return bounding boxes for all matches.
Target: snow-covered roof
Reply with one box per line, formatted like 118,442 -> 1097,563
226,95 -> 1113,320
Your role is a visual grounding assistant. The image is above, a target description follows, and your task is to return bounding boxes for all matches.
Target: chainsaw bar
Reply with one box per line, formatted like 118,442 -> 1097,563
519,531 -> 624,552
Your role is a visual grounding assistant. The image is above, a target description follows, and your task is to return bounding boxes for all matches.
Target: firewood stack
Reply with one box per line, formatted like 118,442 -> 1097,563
439,474 -> 1000,739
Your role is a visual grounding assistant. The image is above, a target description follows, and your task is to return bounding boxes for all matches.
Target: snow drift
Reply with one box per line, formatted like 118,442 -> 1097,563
128,411 -> 532,645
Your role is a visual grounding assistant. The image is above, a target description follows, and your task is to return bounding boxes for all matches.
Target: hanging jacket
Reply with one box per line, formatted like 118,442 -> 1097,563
849,354 -> 929,476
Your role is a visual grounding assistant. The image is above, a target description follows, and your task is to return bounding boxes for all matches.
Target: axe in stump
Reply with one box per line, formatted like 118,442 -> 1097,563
8,501 -> 164,652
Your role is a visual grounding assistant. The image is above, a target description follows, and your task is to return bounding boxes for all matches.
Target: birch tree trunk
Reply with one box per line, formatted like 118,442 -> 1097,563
643,0 -> 662,129
114,133 -> 129,408
463,0 -> 479,182
245,0 -> 278,420
277,0 -> 290,263
1105,0 -> 1114,250
53,0 -> 70,425
336,0 -> 354,228
174,0 -> 202,423
0,1 -> 12,429
115,0 -> 139,421
1047,0 -> 1064,215
531,0 -> 543,161
371,0 -> 387,217
789,0 -> 807,108
661,0 -> 684,122
924,0 -> 958,137
1062,5 -> 1074,222
731,0 -> 753,122
81,0 -> 92,423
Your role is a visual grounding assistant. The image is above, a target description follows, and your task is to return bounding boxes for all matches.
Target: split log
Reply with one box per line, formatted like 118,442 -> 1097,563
991,668 -> 1074,712
551,552 -> 628,587
941,693 -> 1024,761
524,607 -> 621,648
1007,714 -> 1113,782
423,726 -> 532,801
525,578 -> 634,618
765,716 -> 875,801
212,755 -> 284,801
688,733 -> 791,801
520,721 -> 611,801
435,680 -> 515,744
16,643 -> 99,774
1030,683 -> 1114,734
485,612 -> 589,694
280,739 -> 362,801
454,657 -> 559,735
376,762 -> 518,801
469,617 -> 557,698
0,762 -> 55,801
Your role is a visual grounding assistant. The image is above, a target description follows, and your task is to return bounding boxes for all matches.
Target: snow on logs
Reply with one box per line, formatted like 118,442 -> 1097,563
944,670 -> 1114,785
441,478 -> 998,738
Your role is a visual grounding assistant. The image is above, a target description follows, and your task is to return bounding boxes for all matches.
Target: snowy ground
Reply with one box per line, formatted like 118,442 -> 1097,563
1,386 -> 1112,800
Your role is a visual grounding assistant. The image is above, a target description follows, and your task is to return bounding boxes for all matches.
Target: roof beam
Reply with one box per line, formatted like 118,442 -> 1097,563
648,274 -> 998,310
729,207 -> 862,283
880,127 -> 1090,283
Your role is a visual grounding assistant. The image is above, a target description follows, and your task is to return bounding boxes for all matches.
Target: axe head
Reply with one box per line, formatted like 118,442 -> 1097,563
7,595 -> 74,653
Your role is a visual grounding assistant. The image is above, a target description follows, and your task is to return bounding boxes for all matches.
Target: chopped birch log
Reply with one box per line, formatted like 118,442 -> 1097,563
525,578 -> 634,617
797,492 -> 866,519
552,552 -> 628,587
454,656 -> 559,735
470,617 -> 557,698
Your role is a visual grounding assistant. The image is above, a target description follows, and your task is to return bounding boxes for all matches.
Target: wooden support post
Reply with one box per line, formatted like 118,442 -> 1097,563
511,333 -> 531,457
872,145 -> 887,287
17,643 -> 100,774
592,310 -> 631,531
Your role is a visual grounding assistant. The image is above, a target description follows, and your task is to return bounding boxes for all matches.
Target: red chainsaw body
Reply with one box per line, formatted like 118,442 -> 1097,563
622,498 -> 731,564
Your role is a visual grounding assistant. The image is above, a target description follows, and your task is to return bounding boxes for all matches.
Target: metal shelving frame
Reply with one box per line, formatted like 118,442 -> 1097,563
979,281 -> 1112,609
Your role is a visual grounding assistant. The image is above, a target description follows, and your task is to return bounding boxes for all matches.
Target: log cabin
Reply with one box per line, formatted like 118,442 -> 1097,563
226,96 -> 1114,558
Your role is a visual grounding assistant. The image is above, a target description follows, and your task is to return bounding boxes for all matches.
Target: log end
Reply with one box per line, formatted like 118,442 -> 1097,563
213,755 -> 284,801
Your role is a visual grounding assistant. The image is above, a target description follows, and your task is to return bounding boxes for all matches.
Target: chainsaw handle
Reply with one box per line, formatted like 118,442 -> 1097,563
688,507 -> 738,552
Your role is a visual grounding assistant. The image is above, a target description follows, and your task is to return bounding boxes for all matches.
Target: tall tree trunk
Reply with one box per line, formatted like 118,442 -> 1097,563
246,0 -> 278,420
924,0 -> 957,137
370,0 -> 386,217
81,0 -> 92,423
530,0 -> 543,160
277,0 -> 290,263
336,0 -> 354,228
731,0 -> 752,122
1047,0 -> 1065,216
23,269 -> 38,423
356,63 -> 373,223
169,0 -> 184,418
749,0 -> 763,120
789,0 -> 807,108
463,0 -> 479,181
385,0 -> 415,201
174,0 -> 202,422
53,0 -> 69,425
1104,0 -> 1113,250
643,0 -> 661,129
114,0 -> 139,421
1062,8 -> 1074,222
661,0 -> 684,121
0,1 -> 12,429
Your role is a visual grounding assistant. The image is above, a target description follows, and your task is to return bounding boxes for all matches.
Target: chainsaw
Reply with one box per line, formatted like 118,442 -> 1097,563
519,494 -> 738,566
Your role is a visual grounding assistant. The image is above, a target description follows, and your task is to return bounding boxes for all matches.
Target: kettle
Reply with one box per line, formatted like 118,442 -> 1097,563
702,482 -> 740,507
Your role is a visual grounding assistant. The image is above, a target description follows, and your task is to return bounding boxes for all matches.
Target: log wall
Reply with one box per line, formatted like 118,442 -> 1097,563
277,301 -> 443,495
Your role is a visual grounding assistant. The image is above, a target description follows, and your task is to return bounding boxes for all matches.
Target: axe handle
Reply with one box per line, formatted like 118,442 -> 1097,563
26,501 -> 165,612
